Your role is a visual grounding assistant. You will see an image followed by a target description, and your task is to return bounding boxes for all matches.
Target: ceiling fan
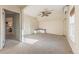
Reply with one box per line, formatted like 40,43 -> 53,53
39,9 -> 53,17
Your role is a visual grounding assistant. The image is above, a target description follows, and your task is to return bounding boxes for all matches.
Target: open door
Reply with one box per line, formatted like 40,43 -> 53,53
0,8 -> 6,49
0,8 -> 21,49
14,13 -> 21,41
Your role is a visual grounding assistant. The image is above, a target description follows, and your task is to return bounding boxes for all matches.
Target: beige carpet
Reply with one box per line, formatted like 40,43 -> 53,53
0,33 -> 73,54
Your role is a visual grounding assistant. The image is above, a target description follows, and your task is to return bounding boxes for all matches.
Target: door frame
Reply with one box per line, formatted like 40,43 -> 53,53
0,8 -> 22,49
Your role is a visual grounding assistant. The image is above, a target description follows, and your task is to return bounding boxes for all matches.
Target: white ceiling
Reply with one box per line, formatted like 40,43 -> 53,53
23,5 -> 65,17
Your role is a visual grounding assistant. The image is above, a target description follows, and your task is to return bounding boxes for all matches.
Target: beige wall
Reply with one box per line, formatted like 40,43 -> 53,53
30,17 -> 39,33
75,5 -> 79,53
22,7 -> 39,35
22,14 -> 39,35
37,12 -> 64,35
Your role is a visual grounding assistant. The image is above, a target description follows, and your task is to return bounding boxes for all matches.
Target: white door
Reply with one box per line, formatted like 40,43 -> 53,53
0,9 -> 6,48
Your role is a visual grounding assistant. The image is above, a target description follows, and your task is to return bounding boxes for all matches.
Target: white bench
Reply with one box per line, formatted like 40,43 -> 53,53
34,28 -> 46,34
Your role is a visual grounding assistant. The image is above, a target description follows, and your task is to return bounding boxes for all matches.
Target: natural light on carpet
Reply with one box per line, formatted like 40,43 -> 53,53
22,38 -> 39,44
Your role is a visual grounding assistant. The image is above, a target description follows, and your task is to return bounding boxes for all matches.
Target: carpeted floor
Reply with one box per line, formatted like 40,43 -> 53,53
0,33 -> 73,54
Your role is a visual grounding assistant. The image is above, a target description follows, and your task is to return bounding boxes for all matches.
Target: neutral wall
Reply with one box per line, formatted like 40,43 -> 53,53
22,14 -> 39,35
37,12 -> 64,35
75,5 -> 79,53
22,7 -> 39,35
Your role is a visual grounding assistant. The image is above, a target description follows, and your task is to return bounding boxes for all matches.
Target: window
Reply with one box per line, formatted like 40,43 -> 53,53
69,6 -> 75,42
69,14 -> 75,42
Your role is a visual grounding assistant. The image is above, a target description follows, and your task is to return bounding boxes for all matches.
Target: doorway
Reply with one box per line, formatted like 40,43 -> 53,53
3,9 -> 21,48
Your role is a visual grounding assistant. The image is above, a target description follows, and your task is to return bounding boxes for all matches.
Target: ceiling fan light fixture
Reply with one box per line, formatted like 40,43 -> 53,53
39,9 -> 53,17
